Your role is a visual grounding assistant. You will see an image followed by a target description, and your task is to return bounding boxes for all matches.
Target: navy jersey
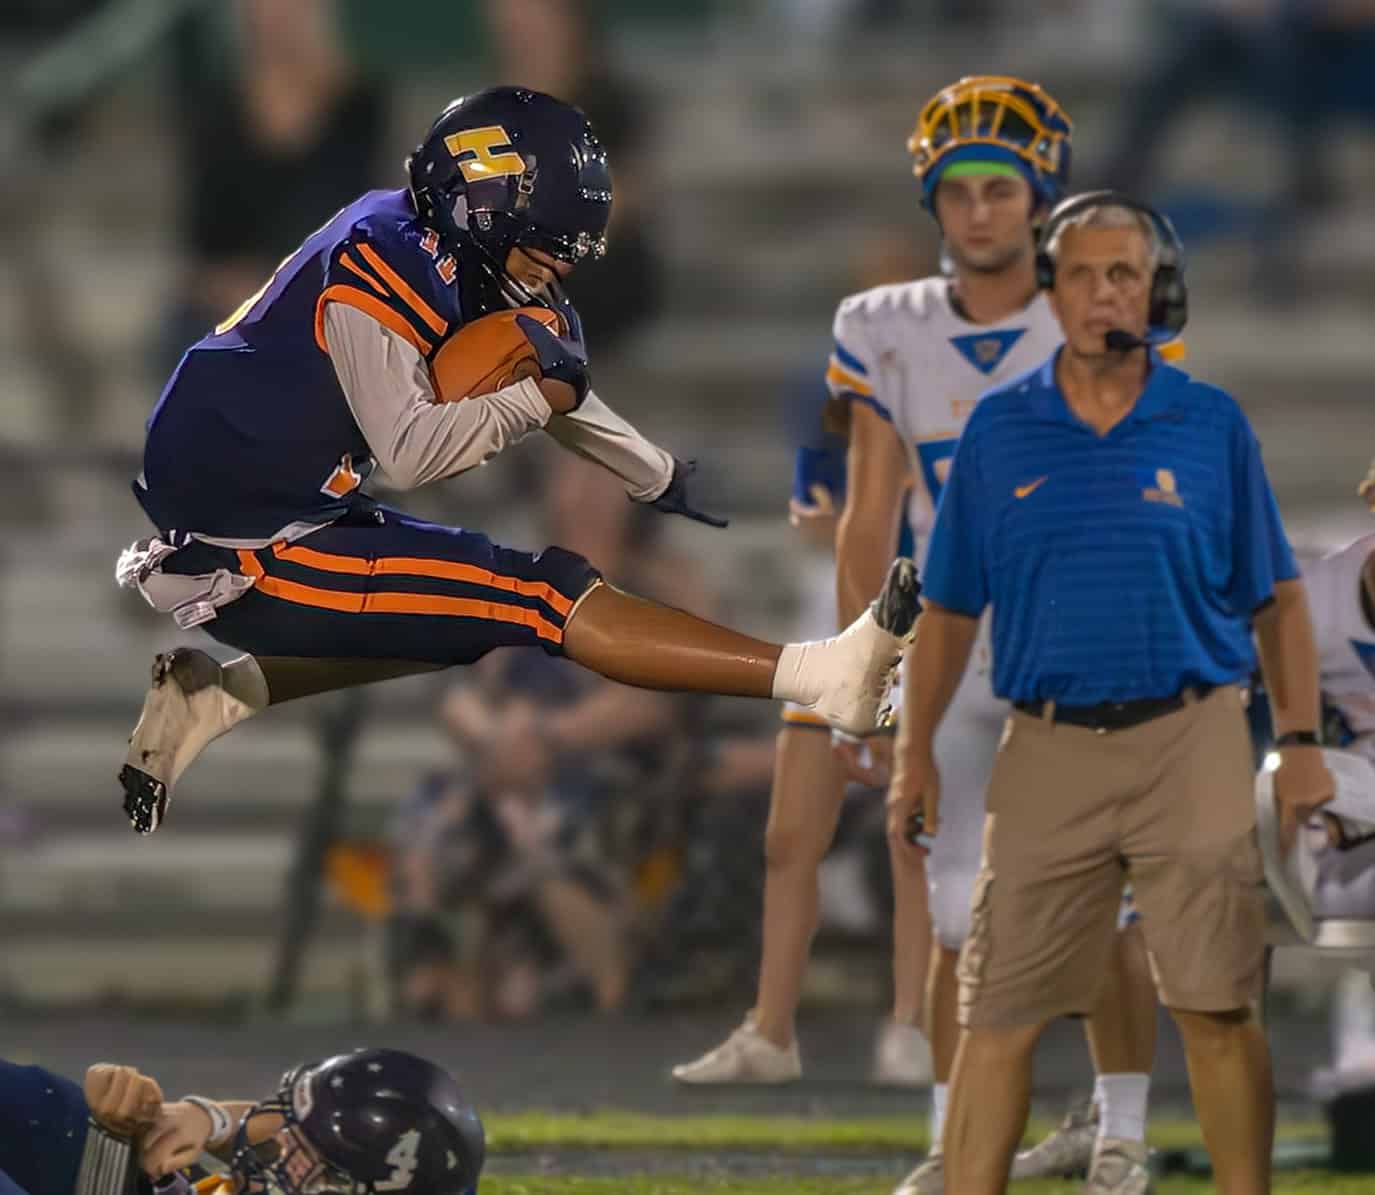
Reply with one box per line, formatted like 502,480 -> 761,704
137,189 -> 469,541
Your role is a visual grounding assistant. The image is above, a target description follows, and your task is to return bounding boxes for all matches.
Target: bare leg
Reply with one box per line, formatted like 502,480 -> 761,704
944,1022 -> 1045,1195
752,726 -> 849,1048
1085,922 -> 1158,1074
1171,1006 -> 1274,1195
927,945 -> 962,1081
891,837 -> 932,1028
534,876 -> 629,1011
251,656 -> 443,704
563,583 -> 781,696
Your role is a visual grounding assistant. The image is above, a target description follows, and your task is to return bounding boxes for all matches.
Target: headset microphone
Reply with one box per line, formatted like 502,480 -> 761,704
1104,329 -> 1148,352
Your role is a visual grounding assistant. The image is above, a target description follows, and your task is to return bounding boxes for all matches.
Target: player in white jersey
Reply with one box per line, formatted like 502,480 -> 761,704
1266,529 -> 1375,1091
831,79 -> 1158,1195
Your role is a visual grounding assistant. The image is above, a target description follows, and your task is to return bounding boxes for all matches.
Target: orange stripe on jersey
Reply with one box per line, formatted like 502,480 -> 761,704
825,361 -> 873,398
270,542 -> 575,616
339,251 -> 388,296
314,285 -> 433,357
355,243 -> 448,337
238,551 -> 564,642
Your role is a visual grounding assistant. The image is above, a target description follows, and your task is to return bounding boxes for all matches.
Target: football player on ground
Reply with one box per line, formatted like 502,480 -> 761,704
0,1048 -> 483,1195
116,87 -> 918,835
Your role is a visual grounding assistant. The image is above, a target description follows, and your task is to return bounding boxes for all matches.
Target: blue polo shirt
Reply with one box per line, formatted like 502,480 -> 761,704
923,352 -> 1298,705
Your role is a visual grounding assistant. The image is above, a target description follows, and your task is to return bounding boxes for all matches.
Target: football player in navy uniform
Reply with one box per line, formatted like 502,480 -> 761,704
117,87 -> 918,835
0,1048 -> 483,1195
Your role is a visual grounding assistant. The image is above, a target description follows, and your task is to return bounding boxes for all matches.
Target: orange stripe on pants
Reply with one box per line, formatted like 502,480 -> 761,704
236,550 -> 563,643
269,541 -> 574,616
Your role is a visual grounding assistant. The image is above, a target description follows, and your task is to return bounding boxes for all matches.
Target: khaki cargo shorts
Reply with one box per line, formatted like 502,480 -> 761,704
958,685 -> 1265,1027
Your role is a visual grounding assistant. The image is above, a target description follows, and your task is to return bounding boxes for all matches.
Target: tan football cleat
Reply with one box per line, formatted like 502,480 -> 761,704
670,1018 -> 802,1085
120,648 -> 261,834
1081,1137 -> 1153,1195
791,558 -> 920,736
872,1020 -> 934,1086
894,1149 -> 944,1195
1010,1096 -> 1098,1180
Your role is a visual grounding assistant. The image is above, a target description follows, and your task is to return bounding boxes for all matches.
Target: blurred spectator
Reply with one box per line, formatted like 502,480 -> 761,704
1100,0 -> 1375,294
387,661 -> 631,1020
485,0 -> 664,355
161,0 -> 387,369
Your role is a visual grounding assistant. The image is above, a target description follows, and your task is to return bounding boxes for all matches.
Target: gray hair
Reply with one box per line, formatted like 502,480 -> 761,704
1043,203 -> 1161,271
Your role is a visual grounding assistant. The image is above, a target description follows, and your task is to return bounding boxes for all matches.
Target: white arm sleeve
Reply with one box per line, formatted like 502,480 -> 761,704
544,389 -> 675,501
1303,533 -> 1375,657
323,301 -> 552,490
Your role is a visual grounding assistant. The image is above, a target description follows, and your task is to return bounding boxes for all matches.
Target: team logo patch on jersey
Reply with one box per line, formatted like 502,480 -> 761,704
321,454 -> 364,498
949,329 -> 1026,375
1142,467 -> 1183,508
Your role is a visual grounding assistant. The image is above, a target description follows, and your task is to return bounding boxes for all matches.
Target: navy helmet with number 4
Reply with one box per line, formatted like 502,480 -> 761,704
407,86 -> 611,309
231,1048 -> 485,1195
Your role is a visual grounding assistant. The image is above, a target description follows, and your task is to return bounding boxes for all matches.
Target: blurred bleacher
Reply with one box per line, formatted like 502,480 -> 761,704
1,0 -> 1373,1010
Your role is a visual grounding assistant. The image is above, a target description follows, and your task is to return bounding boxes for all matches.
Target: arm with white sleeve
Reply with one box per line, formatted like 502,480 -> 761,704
323,302 -> 554,491
543,389 -> 675,501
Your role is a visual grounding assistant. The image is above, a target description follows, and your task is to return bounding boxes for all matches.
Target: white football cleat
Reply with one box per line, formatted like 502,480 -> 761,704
120,648 -> 260,834
670,1017 -> 801,1085
791,558 -> 920,736
894,1149 -> 944,1195
1010,1096 -> 1097,1180
1082,1137 -> 1154,1194
872,1019 -> 933,1086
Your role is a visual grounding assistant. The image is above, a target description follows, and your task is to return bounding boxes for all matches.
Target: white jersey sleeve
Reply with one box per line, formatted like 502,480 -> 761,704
825,278 -> 1063,548
826,296 -> 887,422
1298,533 -> 1375,745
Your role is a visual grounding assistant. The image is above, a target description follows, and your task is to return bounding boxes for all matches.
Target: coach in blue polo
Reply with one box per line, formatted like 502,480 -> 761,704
888,192 -> 1335,1195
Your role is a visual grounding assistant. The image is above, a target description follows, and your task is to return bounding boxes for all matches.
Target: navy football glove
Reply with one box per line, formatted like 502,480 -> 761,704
515,312 -> 590,408
650,458 -> 729,528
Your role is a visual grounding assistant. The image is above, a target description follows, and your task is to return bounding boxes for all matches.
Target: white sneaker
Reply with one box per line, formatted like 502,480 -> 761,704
1010,1096 -> 1097,1180
872,1020 -> 933,1086
120,649 -> 259,834
894,1149 -> 943,1195
792,558 -> 920,736
671,1018 -> 802,1085
1081,1137 -> 1153,1194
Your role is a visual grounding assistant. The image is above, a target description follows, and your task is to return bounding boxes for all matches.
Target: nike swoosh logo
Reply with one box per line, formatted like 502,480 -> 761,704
1014,476 -> 1048,499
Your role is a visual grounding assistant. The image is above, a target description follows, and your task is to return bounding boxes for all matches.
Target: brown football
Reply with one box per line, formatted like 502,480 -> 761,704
430,306 -> 563,402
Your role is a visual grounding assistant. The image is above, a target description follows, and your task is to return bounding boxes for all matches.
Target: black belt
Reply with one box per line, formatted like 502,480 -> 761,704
1013,684 -> 1217,732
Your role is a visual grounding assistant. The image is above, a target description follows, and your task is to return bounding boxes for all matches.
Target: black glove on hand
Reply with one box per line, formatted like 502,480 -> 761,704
515,312 -> 590,408
650,458 -> 729,528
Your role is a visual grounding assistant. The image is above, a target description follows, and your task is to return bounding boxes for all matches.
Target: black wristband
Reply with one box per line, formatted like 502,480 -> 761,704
1275,730 -> 1321,748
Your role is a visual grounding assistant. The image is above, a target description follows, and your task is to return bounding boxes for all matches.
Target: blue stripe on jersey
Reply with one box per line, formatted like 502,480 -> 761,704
922,353 -> 1299,705
833,341 -> 869,377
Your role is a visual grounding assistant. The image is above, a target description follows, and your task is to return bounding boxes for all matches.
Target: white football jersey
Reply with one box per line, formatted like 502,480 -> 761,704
826,276 -> 1063,547
1298,533 -> 1375,758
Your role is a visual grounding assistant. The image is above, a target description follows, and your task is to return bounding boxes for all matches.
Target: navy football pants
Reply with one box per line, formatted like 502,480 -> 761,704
166,507 -> 600,664
0,1060 -> 89,1195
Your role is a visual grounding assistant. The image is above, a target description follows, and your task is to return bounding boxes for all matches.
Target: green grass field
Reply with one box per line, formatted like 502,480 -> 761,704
483,1178 -> 1365,1194
478,1112 -> 1360,1192
483,1110 -> 1325,1153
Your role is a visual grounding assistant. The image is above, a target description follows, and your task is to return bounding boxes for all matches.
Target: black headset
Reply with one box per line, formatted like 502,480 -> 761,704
1035,189 -> 1188,340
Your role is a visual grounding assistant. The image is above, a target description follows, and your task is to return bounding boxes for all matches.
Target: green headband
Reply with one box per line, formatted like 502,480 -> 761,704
939,160 -> 1025,180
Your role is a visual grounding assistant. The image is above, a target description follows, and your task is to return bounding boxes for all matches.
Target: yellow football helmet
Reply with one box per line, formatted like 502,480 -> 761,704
909,75 -> 1073,209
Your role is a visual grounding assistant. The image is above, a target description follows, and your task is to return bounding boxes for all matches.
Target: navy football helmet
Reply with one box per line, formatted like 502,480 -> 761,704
230,1048 -> 485,1195
407,87 -> 611,313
